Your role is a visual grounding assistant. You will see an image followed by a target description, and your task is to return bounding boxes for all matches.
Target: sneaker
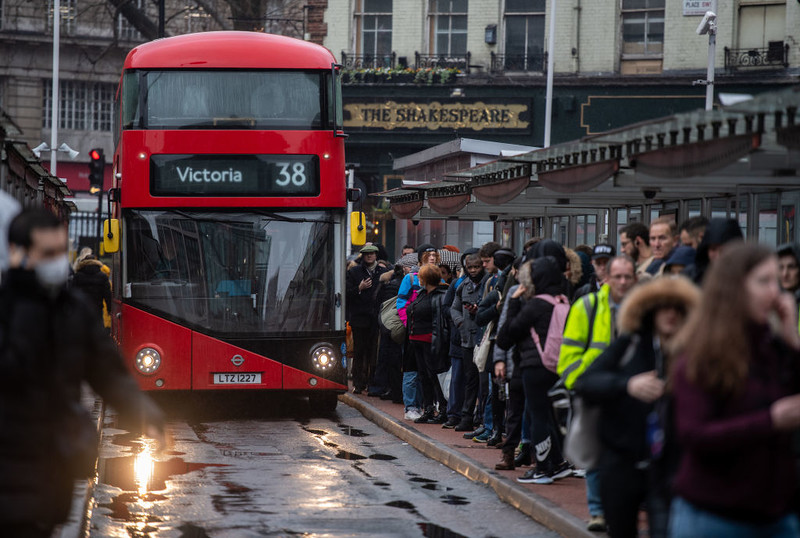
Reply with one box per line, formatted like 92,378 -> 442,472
454,419 -> 474,432
551,461 -> 573,481
472,429 -> 491,443
572,468 -> 586,478
462,426 -> 485,439
425,413 -> 448,425
404,408 -> 422,421
516,468 -> 554,485
414,409 -> 436,424
587,515 -> 607,532
442,416 -> 460,429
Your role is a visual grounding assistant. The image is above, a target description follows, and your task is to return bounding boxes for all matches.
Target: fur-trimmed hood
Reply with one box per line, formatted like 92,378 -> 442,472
75,258 -> 104,273
619,276 -> 700,334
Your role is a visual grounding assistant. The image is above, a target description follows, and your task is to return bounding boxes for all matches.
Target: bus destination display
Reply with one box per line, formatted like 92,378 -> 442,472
150,154 -> 319,196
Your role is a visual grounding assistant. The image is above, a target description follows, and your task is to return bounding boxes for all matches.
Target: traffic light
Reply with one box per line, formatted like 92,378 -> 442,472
88,148 -> 105,191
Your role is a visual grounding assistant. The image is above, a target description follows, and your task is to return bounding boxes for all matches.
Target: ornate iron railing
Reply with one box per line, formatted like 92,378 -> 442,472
724,43 -> 789,71
489,52 -> 547,74
340,52 -> 396,70
414,52 -> 471,74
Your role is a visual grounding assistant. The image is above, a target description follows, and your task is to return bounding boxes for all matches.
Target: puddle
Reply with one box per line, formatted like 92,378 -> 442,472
410,477 -> 437,484
178,522 -> 212,538
385,500 -> 421,516
335,450 -> 367,460
337,424 -> 370,437
368,453 -> 397,461
302,427 -> 330,436
374,481 -> 390,487
222,482 -> 252,494
98,492 -> 166,522
422,483 -> 439,491
440,494 -> 470,505
418,522 -> 468,538
101,455 -> 228,492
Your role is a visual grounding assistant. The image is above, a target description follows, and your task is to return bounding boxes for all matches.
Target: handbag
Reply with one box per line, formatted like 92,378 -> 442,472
473,319 -> 494,371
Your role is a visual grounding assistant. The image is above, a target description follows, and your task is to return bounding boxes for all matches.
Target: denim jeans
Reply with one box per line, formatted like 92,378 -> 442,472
585,468 -> 603,517
668,497 -> 800,538
402,371 -> 422,411
447,356 -> 464,420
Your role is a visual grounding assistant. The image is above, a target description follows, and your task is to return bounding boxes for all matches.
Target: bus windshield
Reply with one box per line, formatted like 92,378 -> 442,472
123,70 -> 326,130
124,209 -> 335,335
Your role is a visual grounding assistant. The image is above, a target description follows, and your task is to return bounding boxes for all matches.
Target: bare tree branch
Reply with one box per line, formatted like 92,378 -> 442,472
107,0 -> 162,40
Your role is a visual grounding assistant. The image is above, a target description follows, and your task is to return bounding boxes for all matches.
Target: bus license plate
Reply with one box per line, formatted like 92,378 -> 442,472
213,373 -> 262,384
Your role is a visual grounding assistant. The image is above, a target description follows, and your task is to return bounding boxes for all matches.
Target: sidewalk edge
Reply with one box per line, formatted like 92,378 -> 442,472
340,393 -> 595,538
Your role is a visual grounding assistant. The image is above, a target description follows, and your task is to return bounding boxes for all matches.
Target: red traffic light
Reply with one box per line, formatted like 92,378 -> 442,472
90,149 -> 102,160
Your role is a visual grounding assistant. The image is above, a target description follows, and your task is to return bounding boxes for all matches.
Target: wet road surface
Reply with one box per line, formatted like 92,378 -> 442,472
88,394 -> 557,537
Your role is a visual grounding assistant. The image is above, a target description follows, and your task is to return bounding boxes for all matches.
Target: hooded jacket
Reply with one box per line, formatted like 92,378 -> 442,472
496,257 -> 566,370
689,218 -> 743,284
0,269 -> 163,525
450,270 -> 485,348
71,258 -> 112,319
574,277 -> 700,461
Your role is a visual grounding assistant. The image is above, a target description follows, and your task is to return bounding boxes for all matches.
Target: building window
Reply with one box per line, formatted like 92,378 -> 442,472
738,2 -> 785,49
185,3 -> 213,33
117,0 -> 144,41
47,0 -> 77,35
43,80 -> 114,132
429,0 -> 467,56
356,0 -> 392,58
504,0 -> 546,71
621,0 -> 664,55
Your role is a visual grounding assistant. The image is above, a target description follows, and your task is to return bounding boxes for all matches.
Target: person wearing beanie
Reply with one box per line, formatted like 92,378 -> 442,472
685,218 -> 743,285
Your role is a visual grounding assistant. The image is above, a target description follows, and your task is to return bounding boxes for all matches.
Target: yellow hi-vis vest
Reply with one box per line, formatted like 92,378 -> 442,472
557,284 -> 613,389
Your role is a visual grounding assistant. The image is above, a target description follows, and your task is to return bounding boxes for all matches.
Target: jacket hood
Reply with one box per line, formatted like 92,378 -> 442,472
530,256 -> 566,296
664,246 -> 696,269
525,239 -> 567,272
619,276 -> 701,334
76,258 -> 104,272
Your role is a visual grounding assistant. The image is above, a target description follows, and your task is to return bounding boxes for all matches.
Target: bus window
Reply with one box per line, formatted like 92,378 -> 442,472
139,70 -> 323,130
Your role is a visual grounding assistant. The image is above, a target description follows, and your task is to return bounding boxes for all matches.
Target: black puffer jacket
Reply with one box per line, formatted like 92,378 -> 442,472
0,269 -> 164,525
71,258 -> 112,318
496,257 -> 565,370
408,284 -> 451,373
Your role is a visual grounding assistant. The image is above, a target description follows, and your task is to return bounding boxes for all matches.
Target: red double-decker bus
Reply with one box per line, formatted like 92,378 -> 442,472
105,32 -> 350,411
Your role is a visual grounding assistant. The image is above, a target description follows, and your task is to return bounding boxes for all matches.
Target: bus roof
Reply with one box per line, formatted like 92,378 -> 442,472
124,31 -> 337,70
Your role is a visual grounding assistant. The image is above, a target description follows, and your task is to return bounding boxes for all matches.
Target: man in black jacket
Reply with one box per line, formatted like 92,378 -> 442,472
345,244 -> 389,393
0,208 -> 164,536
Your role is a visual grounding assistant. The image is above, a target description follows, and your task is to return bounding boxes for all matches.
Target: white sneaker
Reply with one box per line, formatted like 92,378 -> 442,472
572,468 -> 586,478
404,408 -> 422,421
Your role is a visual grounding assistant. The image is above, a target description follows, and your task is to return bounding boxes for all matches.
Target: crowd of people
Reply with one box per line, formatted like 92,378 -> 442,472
346,216 -> 800,537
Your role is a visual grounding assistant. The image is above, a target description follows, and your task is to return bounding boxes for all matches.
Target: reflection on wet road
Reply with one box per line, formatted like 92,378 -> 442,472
89,394 -> 556,537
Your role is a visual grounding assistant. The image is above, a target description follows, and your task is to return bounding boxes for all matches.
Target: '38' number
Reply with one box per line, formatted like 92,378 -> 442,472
276,162 -> 307,187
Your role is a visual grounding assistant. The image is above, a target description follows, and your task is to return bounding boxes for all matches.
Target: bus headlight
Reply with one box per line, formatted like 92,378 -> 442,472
311,345 -> 336,371
135,347 -> 162,375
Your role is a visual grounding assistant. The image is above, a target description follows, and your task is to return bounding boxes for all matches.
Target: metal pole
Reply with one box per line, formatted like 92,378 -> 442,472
705,28 -> 716,111
544,0 -> 557,148
50,0 -> 60,175
96,190 -> 103,255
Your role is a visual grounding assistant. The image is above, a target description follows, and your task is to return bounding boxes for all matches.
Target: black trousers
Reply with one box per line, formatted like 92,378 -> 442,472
412,340 -> 447,412
351,323 -> 379,390
460,346 -> 480,423
501,375 -> 525,457
521,366 -> 563,472
372,327 -> 402,398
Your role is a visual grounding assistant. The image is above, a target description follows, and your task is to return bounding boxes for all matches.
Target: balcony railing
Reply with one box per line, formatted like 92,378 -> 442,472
340,52 -> 396,70
415,52 -> 471,74
724,43 -> 789,72
490,52 -> 547,74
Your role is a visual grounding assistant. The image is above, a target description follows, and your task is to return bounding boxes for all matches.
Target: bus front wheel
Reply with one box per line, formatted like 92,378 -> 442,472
309,393 -> 339,414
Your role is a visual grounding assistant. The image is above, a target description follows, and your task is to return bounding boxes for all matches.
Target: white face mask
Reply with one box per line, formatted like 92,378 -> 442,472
34,254 -> 70,291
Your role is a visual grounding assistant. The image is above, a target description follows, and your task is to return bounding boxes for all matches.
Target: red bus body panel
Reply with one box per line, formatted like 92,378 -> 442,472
191,333 -> 284,390
124,32 -> 337,70
118,130 -> 345,209
120,305 -> 193,390
283,364 -> 347,391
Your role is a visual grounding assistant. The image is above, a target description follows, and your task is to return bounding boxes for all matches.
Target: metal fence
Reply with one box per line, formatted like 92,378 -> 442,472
69,210 -> 105,254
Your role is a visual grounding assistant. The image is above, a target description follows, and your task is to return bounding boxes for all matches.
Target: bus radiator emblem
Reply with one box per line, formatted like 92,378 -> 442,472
231,354 -> 245,367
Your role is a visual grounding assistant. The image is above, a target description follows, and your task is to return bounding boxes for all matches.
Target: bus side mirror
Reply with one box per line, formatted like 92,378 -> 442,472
350,211 -> 366,246
103,219 -> 120,253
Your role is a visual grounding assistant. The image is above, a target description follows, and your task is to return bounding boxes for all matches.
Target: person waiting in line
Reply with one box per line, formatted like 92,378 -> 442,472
345,244 -> 389,394
777,243 -> 800,314
575,244 -> 615,300
668,243 -> 800,537
369,261 -> 407,403
450,252 -> 486,434
662,246 -> 696,277
619,222 -> 655,280
683,217 -> 743,285
441,248 -> 479,429
678,216 -> 708,249
573,277 -> 700,538
558,255 -> 638,533
496,256 -> 573,484
406,264 -> 450,424
646,218 -> 678,277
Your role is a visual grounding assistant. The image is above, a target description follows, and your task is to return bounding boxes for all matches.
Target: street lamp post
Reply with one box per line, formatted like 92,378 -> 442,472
51,0 -> 60,174
694,10 -> 717,111
543,0 -> 557,148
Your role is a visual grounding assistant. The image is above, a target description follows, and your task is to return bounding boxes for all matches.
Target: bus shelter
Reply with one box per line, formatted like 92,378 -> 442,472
375,86 -> 800,250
